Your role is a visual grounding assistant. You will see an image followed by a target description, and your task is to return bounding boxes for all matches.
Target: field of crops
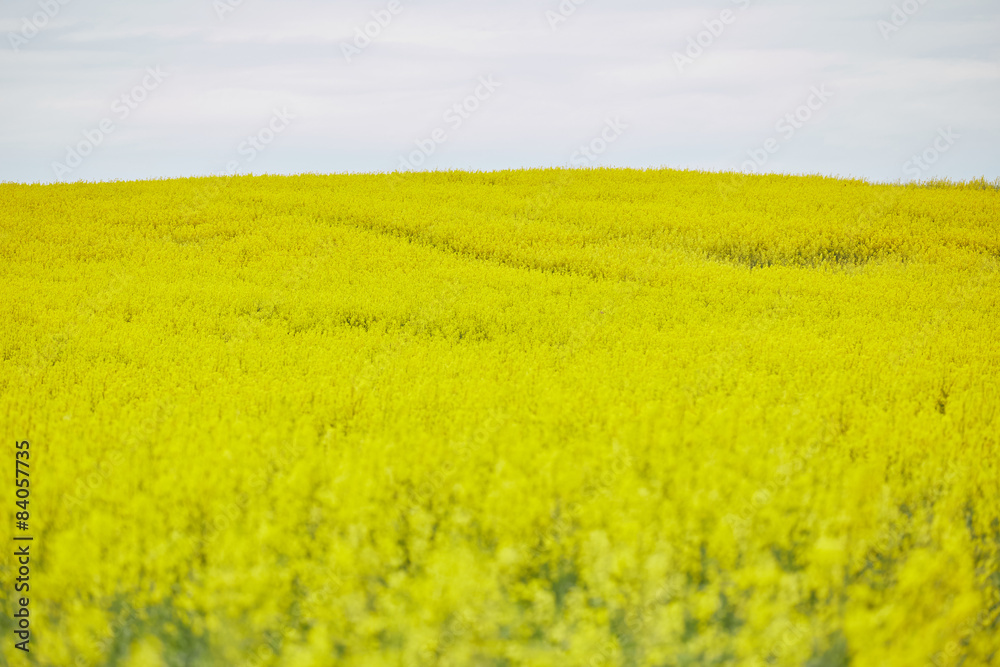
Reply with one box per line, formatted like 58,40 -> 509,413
1,168 -> 998,666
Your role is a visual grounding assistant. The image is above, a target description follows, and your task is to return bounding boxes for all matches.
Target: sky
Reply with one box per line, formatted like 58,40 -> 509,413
0,0 -> 997,184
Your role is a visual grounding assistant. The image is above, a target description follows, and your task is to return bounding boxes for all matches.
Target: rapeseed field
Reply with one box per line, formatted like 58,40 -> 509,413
1,168 -> 998,666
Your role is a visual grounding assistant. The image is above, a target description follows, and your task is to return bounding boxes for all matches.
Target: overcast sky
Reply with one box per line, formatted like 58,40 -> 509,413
1,0 -> 997,184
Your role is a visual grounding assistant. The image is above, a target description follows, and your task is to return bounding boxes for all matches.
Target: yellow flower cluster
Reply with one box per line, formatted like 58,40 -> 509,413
1,169 -> 998,666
